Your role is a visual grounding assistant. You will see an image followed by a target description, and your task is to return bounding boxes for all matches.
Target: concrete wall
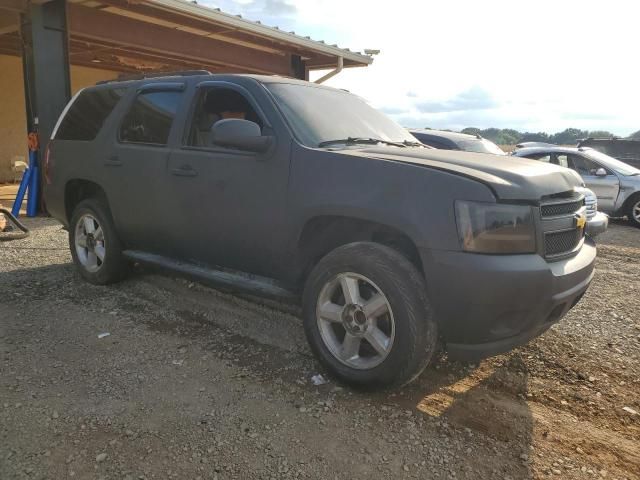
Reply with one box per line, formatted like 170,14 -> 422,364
0,54 -> 117,183
0,54 -> 28,183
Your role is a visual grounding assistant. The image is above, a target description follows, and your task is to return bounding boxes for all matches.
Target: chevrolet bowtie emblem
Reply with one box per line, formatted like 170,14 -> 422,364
575,213 -> 587,229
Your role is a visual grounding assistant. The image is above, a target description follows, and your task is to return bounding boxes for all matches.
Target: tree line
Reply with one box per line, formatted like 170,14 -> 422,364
455,127 -> 639,145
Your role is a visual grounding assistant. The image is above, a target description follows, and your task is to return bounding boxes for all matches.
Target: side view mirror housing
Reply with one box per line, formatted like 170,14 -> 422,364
211,119 -> 273,153
594,167 -> 608,177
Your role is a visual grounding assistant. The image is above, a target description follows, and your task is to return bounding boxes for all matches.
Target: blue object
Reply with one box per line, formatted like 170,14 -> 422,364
26,150 -> 39,217
11,149 -> 39,217
11,164 -> 31,217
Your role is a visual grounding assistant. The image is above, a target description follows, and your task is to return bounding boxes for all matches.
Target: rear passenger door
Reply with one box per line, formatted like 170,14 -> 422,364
104,83 -> 186,253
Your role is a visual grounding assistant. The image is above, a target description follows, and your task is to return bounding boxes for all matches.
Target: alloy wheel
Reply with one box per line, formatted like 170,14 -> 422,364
633,200 -> 640,223
74,214 -> 106,273
316,272 -> 395,370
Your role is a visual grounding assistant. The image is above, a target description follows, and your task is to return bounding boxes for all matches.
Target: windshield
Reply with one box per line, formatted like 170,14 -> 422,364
585,149 -> 640,176
457,138 -> 506,155
265,83 -> 418,148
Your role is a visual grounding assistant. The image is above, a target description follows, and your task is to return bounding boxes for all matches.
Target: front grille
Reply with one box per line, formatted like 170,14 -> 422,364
545,229 -> 583,256
541,200 -> 584,217
540,191 -> 586,259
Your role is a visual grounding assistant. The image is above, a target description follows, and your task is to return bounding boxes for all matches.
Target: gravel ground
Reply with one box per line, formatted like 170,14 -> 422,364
1,218 -> 638,480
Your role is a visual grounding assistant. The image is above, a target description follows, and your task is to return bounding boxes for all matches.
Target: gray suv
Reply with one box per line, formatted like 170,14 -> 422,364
44,72 -> 596,388
514,146 -> 640,227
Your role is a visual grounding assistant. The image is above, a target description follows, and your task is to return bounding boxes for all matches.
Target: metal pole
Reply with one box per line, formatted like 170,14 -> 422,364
26,150 -> 39,217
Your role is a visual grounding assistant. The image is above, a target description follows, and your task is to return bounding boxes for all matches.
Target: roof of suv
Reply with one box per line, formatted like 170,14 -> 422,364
95,72 -> 321,89
409,129 -> 481,142
513,146 -> 592,156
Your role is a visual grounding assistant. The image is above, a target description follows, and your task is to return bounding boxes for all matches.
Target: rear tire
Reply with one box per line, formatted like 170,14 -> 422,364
69,198 -> 127,285
626,195 -> 640,228
302,242 -> 437,389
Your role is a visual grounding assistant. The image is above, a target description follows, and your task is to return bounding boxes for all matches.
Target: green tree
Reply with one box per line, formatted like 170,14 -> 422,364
550,128 -> 588,145
461,127 -> 481,136
587,130 -> 615,138
521,132 -> 551,142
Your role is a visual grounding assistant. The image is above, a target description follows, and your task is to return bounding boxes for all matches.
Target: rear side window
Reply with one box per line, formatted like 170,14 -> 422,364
119,91 -> 183,146
555,154 -> 569,168
56,88 -> 125,141
527,153 -> 552,163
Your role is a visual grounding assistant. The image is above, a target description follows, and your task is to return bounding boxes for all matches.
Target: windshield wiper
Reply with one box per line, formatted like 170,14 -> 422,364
318,137 -> 407,148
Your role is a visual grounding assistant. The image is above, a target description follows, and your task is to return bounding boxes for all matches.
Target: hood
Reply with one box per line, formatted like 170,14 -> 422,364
339,146 -> 583,202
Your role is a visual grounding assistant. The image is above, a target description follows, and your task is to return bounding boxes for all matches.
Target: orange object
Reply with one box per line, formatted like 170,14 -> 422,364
27,132 -> 39,151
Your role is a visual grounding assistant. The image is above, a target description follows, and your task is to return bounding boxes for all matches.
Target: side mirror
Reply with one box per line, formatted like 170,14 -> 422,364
211,118 -> 273,153
594,167 -> 608,177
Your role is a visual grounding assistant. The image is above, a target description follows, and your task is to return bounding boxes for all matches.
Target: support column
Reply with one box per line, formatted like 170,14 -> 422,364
21,0 -> 71,146
291,54 -> 308,81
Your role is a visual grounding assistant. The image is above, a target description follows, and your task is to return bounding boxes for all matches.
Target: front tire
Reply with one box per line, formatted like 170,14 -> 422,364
627,195 -> 640,228
69,198 -> 127,285
302,242 -> 437,388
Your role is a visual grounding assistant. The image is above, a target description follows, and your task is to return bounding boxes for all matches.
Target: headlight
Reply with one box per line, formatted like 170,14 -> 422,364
455,201 -> 536,253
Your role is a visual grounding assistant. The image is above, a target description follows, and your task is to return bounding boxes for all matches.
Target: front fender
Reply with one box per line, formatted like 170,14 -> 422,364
287,144 -> 496,255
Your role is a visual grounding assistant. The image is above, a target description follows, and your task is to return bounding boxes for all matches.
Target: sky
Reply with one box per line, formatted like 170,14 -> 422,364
204,0 -> 639,136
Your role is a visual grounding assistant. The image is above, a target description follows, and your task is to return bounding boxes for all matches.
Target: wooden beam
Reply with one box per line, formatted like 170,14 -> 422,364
305,57 -> 368,70
0,0 -> 27,13
67,4 -> 294,76
68,37 -> 261,75
0,31 -> 21,55
71,49 -> 222,74
0,12 -> 19,34
71,58 -> 136,74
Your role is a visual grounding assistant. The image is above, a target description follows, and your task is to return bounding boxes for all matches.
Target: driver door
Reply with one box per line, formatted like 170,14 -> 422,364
165,82 -> 290,277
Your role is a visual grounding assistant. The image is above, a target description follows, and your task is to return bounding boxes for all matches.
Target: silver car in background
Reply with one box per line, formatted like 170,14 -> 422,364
575,186 -> 608,236
514,146 -> 640,228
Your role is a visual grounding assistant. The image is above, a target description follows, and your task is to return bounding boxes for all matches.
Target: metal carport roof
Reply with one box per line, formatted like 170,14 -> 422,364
0,0 -> 373,77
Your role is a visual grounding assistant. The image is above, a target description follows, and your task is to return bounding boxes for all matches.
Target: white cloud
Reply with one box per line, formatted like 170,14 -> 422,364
414,87 -> 498,114
203,0 -> 640,135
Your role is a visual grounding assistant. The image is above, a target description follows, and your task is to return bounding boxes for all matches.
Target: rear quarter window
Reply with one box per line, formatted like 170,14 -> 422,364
56,88 -> 126,141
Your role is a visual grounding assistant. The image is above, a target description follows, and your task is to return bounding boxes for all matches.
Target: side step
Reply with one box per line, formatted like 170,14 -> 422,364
122,250 -> 297,301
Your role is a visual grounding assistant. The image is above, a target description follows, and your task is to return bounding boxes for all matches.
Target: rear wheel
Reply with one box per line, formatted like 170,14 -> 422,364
302,242 -> 437,388
627,195 -> 640,228
69,199 -> 127,284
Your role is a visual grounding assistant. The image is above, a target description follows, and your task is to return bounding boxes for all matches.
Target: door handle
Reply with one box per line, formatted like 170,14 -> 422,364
171,165 -> 197,177
104,156 -> 122,167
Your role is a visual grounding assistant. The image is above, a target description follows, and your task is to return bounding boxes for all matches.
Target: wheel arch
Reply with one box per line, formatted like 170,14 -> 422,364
621,190 -> 640,209
64,179 -> 110,224
294,213 -> 425,285
622,190 -> 640,223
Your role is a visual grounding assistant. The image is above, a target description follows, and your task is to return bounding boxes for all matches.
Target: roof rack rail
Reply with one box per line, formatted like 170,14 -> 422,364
96,70 -> 212,85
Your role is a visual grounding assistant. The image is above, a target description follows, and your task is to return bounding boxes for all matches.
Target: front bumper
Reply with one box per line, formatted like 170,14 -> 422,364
420,239 -> 596,361
586,212 -> 608,237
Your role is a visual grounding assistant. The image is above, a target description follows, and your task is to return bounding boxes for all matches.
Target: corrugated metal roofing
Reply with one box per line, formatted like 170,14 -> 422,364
146,0 -> 373,65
